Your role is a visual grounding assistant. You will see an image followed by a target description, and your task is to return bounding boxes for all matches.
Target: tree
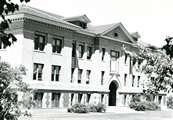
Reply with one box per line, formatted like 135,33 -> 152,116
123,39 -> 173,94
0,62 -> 34,120
0,0 -> 30,47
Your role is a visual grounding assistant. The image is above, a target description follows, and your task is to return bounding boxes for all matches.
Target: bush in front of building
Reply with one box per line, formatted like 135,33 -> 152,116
67,103 -> 106,113
167,96 -> 173,109
129,94 -> 160,111
67,103 -> 89,113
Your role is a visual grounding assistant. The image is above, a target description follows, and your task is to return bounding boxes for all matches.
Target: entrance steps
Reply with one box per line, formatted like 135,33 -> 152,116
106,106 -> 141,113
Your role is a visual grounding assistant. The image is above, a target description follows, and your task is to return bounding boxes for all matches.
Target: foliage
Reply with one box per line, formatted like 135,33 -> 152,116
167,96 -> 173,109
0,0 -> 30,48
123,42 -> 173,93
129,93 -> 160,111
67,103 -> 89,113
67,103 -> 106,113
0,62 -> 34,120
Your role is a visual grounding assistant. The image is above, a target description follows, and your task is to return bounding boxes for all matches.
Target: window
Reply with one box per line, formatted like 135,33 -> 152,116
34,34 -> 45,51
102,48 -> 105,61
51,65 -> 61,81
78,94 -> 82,103
101,94 -> 104,103
124,53 -> 128,64
52,38 -> 62,53
87,46 -> 92,59
71,68 -> 75,83
33,63 -> 44,81
78,69 -> 82,83
0,35 -> 6,49
110,50 -> 120,61
79,44 -> 84,58
34,93 -> 43,108
101,71 -> 105,85
137,76 -> 140,87
123,95 -> 127,105
124,74 -> 127,86
86,94 -> 91,103
110,50 -> 120,72
71,93 -> 74,105
86,70 -> 91,84
51,93 -> 61,108
132,75 -> 135,87
72,43 -> 76,57
158,96 -> 162,105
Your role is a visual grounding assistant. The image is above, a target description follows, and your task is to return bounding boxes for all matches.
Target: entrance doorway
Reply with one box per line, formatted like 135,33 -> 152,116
109,81 -> 118,106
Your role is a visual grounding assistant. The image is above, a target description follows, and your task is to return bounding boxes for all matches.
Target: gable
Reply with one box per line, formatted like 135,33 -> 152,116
103,26 -> 133,43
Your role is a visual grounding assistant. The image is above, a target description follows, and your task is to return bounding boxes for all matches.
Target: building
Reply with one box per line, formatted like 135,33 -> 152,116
0,5 -> 166,108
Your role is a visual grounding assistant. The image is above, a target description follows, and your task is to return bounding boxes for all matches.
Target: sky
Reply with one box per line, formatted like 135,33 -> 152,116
14,0 -> 173,47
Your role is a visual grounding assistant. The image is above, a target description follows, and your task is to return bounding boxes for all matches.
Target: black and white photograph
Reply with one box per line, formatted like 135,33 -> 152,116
0,0 -> 173,120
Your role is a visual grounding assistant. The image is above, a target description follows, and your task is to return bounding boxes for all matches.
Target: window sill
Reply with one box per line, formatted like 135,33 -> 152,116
87,59 -> 92,62
79,58 -> 84,60
52,53 -> 62,56
0,49 -> 7,51
34,50 -> 45,53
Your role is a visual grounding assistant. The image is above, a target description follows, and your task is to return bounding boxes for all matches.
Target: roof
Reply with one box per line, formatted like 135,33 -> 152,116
87,23 -> 119,34
64,15 -> 91,23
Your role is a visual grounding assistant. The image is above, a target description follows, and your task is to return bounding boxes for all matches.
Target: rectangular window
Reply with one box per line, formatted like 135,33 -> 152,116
101,71 -> 105,85
110,50 -> 120,72
0,35 -> 6,49
34,93 -> 43,108
86,94 -> 91,103
102,48 -> 105,61
33,63 -> 44,81
34,34 -> 45,51
101,94 -> 104,103
110,50 -> 120,61
124,74 -> 127,86
137,76 -> 140,87
158,96 -> 162,105
132,75 -> 135,87
71,93 -> 74,105
78,69 -> 82,83
51,65 -> 61,81
51,93 -> 61,108
86,70 -> 91,84
87,46 -> 92,59
71,68 -> 75,83
72,43 -> 76,57
124,95 -> 127,105
124,53 -> 128,64
78,94 -> 82,103
79,44 -> 84,58
52,38 -> 62,53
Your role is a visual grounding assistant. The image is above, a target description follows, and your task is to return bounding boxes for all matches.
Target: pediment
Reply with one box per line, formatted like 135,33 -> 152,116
101,23 -> 136,44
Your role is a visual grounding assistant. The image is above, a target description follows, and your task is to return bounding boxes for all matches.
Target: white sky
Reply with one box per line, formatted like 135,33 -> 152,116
15,0 -> 173,47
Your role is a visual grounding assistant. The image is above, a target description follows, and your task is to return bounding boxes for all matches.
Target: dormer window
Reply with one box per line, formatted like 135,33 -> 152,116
64,15 -> 91,29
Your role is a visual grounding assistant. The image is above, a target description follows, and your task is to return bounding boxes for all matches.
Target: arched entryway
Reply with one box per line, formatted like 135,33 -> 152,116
109,81 -> 119,106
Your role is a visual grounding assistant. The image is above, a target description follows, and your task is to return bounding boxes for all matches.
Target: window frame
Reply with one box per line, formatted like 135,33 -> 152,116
52,37 -> 63,54
86,70 -> 91,84
33,63 -> 44,81
87,46 -> 92,60
78,44 -> 84,58
34,34 -> 46,51
51,65 -> 61,82
78,69 -> 82,83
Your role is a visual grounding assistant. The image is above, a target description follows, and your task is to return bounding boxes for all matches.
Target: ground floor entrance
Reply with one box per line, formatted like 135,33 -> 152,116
109,81 -> 118,106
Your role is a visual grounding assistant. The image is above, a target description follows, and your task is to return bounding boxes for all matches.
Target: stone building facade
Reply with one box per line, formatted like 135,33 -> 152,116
0,5 -> 166,108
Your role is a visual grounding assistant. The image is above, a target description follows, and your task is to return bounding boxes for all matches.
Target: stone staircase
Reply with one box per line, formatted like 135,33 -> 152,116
106,106 -> 141,113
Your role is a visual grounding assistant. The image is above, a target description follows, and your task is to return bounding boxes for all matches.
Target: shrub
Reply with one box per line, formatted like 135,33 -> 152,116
67,103 -> 89,113
167,96 -> 173,109
95,103 -> 106,112
88,104 -> 97,112
129,94 -> 160,111
67,103 -> 106,113
129,100 -> 160,111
